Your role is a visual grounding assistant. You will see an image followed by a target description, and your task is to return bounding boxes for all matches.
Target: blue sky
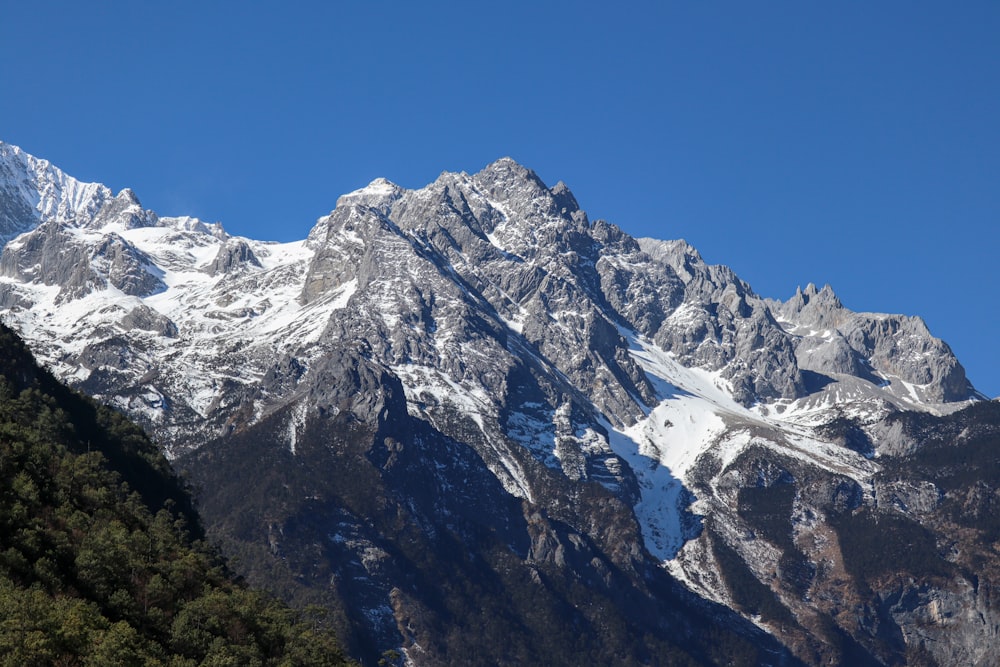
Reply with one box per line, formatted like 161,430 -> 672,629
2,2 -> 998,397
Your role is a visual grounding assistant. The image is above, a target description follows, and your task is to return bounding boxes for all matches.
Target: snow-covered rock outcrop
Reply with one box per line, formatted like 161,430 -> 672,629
0,140 -> 989,665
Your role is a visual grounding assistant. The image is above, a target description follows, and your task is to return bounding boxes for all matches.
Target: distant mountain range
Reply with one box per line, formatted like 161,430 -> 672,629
2,139 -> 997,665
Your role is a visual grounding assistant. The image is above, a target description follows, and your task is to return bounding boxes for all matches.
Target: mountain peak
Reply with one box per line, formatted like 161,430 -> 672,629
335,177 -> 404,210
475,156 -> 547,191
483,155 -> 527,171
116,187 -> 141,206
549,180 -> 581,215
0,140 -> 112,241
0,144 -> 991,665
791,282 -> 842,311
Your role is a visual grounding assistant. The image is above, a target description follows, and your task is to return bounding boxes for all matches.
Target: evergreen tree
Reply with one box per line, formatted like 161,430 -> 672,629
0,322 -> 354,665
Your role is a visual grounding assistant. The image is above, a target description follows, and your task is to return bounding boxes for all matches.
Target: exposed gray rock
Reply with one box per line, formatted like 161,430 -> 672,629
842,313 -> 972,402
300,204 -> 382,304
92,233 -> 165,297
594,223 -> 684,338
88,188 -> 157,230
794,329 -> 871,378
725,307 -> 805,404
0,142 -> 111,241
882,578 -> 1000,667
639,238 -> 806,405
1,141 -> 992,667
119,304 -> 178,337
778,282 -> 850,330
298,348 -> 409,426
773,282 -> 975,405
0,283 -> 29,309
0,221 -> 104,301
0,222 -> 164,302
879,479 -> 941,515
207,239 -> 262,275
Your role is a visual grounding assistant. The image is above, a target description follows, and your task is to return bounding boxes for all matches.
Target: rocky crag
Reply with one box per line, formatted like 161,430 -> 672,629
0,139 -> 993,665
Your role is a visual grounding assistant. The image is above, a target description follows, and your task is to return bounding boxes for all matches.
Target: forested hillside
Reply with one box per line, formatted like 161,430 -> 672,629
0,322 -> 353,665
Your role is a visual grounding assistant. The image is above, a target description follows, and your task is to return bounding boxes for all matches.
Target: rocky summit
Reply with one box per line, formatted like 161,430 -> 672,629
0,139 -> 995,665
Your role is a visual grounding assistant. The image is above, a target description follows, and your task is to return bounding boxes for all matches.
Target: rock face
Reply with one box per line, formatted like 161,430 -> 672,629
0,142 -> 112,242
0,139 -> 993,665
774,283 -> 972,404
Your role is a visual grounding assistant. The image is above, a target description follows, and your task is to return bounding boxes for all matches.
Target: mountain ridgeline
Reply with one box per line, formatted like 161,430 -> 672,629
1,139 -> 997,665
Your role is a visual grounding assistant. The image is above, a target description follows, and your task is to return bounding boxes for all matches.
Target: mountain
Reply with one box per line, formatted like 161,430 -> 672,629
0,139 -> 995,665
0,320 -> 352,664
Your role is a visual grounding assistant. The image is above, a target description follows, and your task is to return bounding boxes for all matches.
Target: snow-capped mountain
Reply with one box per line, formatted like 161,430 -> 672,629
1,140 -> 993,665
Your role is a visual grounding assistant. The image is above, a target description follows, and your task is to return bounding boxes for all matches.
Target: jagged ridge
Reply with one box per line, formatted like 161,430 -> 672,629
0,140 -> 990,665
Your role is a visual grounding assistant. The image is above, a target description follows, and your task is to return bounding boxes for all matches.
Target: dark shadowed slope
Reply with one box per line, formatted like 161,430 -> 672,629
0,322 -> 353,665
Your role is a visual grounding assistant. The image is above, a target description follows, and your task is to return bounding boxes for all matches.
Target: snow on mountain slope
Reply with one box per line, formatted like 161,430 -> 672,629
0,137 -> 977,516
0,161 -> 361,447
0,140 -> 988,664
0,142 -> 113,241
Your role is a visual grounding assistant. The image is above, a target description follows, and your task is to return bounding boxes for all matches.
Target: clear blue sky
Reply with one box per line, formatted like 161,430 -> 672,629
2,2 -> 998,397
